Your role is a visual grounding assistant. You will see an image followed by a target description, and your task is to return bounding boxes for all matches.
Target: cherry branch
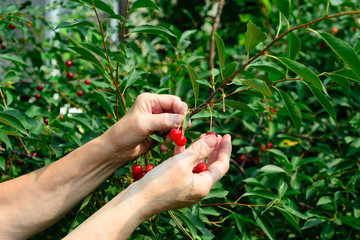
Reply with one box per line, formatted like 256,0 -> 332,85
190,10 -> 360,117
168,210 -> 193,240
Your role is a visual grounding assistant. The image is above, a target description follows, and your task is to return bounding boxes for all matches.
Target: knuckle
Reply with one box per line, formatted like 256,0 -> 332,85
191,141 -> 209,160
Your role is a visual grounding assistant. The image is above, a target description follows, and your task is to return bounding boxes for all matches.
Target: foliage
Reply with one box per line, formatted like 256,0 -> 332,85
0,0 -> 360,239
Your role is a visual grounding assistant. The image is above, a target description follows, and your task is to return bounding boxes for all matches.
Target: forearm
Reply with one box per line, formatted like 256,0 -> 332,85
63,182 -> 151,240
0,135 -> 124,239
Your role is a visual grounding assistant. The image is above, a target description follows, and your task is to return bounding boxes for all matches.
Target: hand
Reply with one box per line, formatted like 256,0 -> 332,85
133,134 -> 232,217
101,93 -> 188,165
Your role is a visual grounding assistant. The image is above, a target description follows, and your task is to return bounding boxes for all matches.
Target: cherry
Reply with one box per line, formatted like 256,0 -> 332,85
32,152 -> 37,157
193,162 -> 208,174
16,160 -> 24,166
265,142 -> 274,149
132,164 -> 143,175
132,172 -> 140,180
138,171 -> 146,179
260,145 -> 266,152
206,132 -> 218,136
20,94 -> 31,102
43,117 -> 49,125
35,93 -> 41,100
352,26 -> 357,32
36,85 -> 43,91
1,44 -> 6,50
77,90 -> 84,97
65,59 -> 72,67
331,27 -> 339,34
8,23 -> 16,30
106,113 -> 113,119
238,155 -> 250,164
257,230 -> 266,237
58,114 -> 64,121
145,164 -> 155,172
66,72 -> 74,79
84,79 -> 91,85
175,135 -> 187,146
170,129 -> 182,141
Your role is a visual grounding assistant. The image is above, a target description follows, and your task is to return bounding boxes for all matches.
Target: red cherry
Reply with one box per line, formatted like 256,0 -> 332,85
145,164 -> 155,172
35,94 -> 41,100
206,132 -> 218,136
257,230 -> 266,237
43,117 -> 49,125
260,146 -> 266,152
352,26 -> 357,32
193,163 -> 208,174
132,172 -> 140,180
66,72 -> 73,79
1,45 -> 6,50
238,154 -> 250,164
170,129 -> 182,141
65,59 -> 72,67
8,23 -> 16,30
77,90 -> 84,97
58,114 -> 64,121
84,79 -> 91,85
32,152 -> 37,157
265,142 -> 274,149
175,135 -> 187,146
106,113 -> 113,119
132,164 -> 143,175
331,27 -> 338,34
36,85 -> 43,91
138,171 -> 146,179
16,160 -> 24,165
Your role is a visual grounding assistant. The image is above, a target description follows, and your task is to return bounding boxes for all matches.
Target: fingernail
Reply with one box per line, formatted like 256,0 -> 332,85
204,135 -> 217,148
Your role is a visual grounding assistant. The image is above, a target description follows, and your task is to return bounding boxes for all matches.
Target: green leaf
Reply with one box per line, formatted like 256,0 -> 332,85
252,210 -> 275,240
93,91 -> 115,119
275,207 -> 302,234
278,89 -> 302,133
187,64 -> 200,108
226,100 -> 259,118
241,190 -> 275,200
68,46 -> 103,68
328,74 -> 350,90
0,54 -> 27,66
113,54 -> 126,65
259,165 -> 286,174
340,216 -> 360,231
316,196 -> 333,206
203,188 -> 229,200
276,57 -> 326,93
131,25 -> 175,37
250,61 -> 286,78
130,0 -> 160,12
171,211 -> 197,238
149,134 -> 164,142
78,194 -> 92,212
106,14 -> 126,22
267,149 -> 290,164
0,130 -> 12,149
321,222 -> 335,239
242,79 -> 272,97
245,20 -> 267,54
287,32 -> 301,60
306,84 -> 337,124
301,218 -> 326,230
124,68 -> 140,92
0,112 -> 27,135
55,20 -> 97,30
49,102 -> 62,125
78,0 -> 115,15
81,43 -> 107,60
214,33 -> 226,71
319,32 -> 360,80
273,0 -> 291,19
0,156 -> 5,171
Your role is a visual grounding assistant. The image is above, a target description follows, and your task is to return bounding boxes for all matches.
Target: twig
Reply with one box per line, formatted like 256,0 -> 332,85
190,11 -> 360,117
208,0 -> 225,75
168,210 -> 193,240
230,159 -> 246,178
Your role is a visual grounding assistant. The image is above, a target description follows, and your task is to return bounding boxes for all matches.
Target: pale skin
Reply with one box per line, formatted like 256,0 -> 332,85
0,93 -> 232,240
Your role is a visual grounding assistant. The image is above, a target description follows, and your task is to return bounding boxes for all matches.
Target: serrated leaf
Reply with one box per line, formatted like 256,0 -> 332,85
0,54 -> 27,66
278,89 -> 302,132
242,79 -> 272,97
130,0 -> 159,12
131,25 -> 175,37
55,20 -> 97,30
276,57 -> 326,94
252,210 -> 275,240
250,61 -> 286,78
259,164 -> 286,174
319,32 -> 360,80
306,83 -> 337,124
287,32 -> 301,60
214,33 -> 226,71
187,65 -> 200,108
245,20 -> 267,54
273,0 -> 290,19
68,46 -> 103,68
0,112 -> 27,135
0,130 -> 12,149
226,100 -> 259,118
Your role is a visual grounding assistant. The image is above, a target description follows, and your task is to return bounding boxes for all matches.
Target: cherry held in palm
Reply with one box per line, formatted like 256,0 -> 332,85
193,163 -> 208,173
175,135 -> 187,146
170,129 -> 182,141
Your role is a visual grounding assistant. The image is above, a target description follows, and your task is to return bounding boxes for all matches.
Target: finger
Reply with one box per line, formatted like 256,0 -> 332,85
208,135 -> 223,165
160,134 -> 171,151
174,144 -> 186,155
174,135 -> 218,166
150,94 -> 188,115
197,134 -> 232,187
146,113 -> 183,132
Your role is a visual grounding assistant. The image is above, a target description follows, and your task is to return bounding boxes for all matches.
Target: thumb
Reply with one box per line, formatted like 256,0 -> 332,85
177,135 -> 218,165
146,113 -> 183,132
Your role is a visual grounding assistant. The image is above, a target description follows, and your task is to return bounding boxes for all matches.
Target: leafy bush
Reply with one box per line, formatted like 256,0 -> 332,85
0,0 -> 360,239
